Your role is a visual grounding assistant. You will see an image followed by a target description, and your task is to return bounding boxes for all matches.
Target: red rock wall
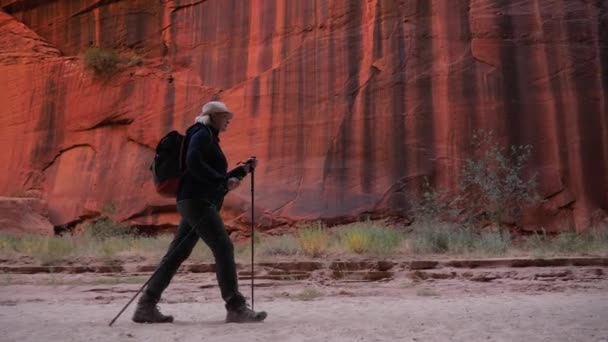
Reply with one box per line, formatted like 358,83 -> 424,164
0,0 -> 606,233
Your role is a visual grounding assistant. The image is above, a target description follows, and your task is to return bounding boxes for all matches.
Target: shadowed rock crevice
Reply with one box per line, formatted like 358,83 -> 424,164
79,118 -> 134,131
69,0 -> 123,18
41,144 -> 96,173
126,204 -> 177,221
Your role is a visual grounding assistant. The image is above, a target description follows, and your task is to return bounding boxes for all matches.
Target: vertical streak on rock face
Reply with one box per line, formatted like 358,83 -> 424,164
510,1 -> 541,171
321,1 -> 336,189
564,0 -> 592,221
497,0 -> 521,146
361,1 -> 382,195
598,1 -> 608,207
279,0 -> 291,178
300,1 -> 317,173
266,0 -> 282,164
529,0 -> 565,194
196,1 -> 216,87
336,1 -> 362,195
414,0 -> 434,181
126,3 -> 144,49
431,0 -> 470,190
322,2 -> 346,191
67,2 -> 80,50
257,0 -> 275,72
237,0 -> 250,86
599,1 -> 608,112
429,0 -> 448,190
361,71 -> 376,195
295,44 -> 305,169
313,0 -> 327,161
389,4 -> 407,193
566,2 -> 607,211
456,0 -> 478,187
32,64 -> 65,165
222,0 -> 235,88
280,0 -> 289,61
249,77 -> 260,117
163,82 -> 175,131
161,0 -> 174,58
99,4 -> 115,48
295,1 -> 306,169
267,68 -> 279,162
262,1 -> 283,163
372,0 -> 383,60
538,0 -> 570,186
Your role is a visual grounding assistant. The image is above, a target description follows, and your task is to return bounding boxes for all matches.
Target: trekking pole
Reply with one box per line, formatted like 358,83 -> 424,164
250,158 -> 256,310
108,228 -> 196,327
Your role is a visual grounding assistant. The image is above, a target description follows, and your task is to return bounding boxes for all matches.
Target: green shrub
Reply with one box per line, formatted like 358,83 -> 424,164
473,229 -> 512,255
408,130 -> 540,231
522,224 -> 608,256
297,222 -> 330,257
84,216 -> 135,241
457,130 -> 540,226
409,178 -> 456,223
84,47 -> 120,76
1,234 -> 76,265
411,221 -> 511,256
337,222 -> 402,255
259,235 -> 301,256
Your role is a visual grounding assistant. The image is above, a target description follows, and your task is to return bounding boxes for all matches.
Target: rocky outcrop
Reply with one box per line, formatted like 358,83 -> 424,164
0,0 -> 606,234
0,196 -> 54,235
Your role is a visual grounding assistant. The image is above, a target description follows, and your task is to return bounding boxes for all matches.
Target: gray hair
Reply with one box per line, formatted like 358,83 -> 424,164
194,114 -> 212,125
195,101 -> 233,126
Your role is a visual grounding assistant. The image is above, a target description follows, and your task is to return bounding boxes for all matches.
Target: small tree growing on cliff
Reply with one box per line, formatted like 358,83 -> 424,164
455,130 -> 541,227
84,47 -> 120,76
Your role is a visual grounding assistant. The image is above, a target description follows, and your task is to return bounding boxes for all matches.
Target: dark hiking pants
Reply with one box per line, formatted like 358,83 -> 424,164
144,198 -> 246,310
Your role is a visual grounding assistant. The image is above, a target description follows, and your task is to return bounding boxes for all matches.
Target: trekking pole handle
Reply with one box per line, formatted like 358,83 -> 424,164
237,156 -> 257,173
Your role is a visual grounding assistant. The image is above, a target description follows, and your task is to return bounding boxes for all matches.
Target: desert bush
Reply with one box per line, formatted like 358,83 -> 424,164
84,216 -> 135,241
84,47 -> 120,76
297,222 -> 330,257
259,235 -> 301,256
409,178 -> 458,224
456,130 -> 540,226
408,130 -> 540,229
0,234 -> 76,265
522,224 -> 608,256
410,221 -> 511,256
337,222 -> 402,255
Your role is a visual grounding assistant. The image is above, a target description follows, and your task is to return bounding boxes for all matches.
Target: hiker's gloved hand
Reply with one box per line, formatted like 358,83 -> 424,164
227,177 -> 241,191
242,158 -> 258,174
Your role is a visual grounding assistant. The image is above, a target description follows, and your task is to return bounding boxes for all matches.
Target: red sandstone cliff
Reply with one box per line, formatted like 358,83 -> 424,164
0,0 -> 606,234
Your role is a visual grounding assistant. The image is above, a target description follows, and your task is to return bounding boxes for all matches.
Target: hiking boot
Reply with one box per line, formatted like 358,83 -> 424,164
132,293 -> 174,324
225,304 -> 267,323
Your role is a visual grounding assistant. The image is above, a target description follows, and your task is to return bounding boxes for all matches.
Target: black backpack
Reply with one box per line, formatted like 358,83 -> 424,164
150,130 -> 187,197
150,124 -> 208,197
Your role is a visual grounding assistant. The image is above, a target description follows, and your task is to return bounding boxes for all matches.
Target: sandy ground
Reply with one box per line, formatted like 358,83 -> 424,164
0,269 -> 607,342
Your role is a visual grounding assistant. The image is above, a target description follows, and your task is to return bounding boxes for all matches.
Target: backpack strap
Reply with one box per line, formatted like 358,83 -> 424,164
179,123 -> 212,172
178,133 -> 187,171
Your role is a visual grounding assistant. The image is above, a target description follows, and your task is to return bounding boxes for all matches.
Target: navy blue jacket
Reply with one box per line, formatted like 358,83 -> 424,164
176,123 -> 247,204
